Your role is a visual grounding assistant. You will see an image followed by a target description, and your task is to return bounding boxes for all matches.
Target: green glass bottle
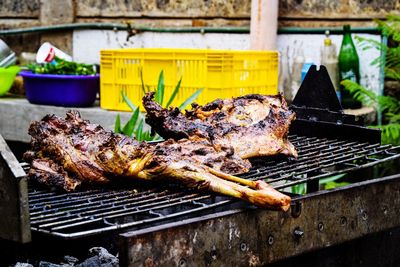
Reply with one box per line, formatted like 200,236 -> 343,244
338,25 -> 362,109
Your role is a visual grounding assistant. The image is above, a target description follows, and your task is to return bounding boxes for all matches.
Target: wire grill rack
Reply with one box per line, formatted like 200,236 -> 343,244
26,135 -> 400,238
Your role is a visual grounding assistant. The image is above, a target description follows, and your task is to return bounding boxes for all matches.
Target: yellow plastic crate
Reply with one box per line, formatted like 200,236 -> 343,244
100,48 -> 278,111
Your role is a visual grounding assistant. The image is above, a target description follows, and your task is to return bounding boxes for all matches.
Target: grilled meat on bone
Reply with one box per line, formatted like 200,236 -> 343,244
143,92 -> 297,159
24,111 -> 290,210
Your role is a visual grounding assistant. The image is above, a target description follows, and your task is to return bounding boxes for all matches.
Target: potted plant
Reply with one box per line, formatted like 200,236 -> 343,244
20,57 -> 99,107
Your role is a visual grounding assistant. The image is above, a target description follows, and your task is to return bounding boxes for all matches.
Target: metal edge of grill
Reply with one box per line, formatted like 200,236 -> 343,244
24,134 -> 400,239
1,65 -> 400,255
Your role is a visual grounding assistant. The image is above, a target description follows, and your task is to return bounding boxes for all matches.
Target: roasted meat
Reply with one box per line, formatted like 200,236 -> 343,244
24,111 -> 290,210
143,92 -> 297,159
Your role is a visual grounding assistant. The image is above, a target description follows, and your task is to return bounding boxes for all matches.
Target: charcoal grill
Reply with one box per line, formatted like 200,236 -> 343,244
1,66 -> 400,266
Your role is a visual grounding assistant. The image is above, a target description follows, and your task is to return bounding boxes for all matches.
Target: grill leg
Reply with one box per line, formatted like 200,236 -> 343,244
306,179 -> 319,193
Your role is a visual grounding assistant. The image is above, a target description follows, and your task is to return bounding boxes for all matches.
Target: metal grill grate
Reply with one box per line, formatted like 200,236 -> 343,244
27,135 -> 400,238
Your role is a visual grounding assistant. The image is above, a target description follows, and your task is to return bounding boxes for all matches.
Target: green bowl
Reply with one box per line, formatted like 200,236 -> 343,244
0,66 -> 20,96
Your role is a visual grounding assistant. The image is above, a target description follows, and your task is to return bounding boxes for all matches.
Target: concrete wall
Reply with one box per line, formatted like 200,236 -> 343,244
73,30 -> 381,96
0,0 -> 388,98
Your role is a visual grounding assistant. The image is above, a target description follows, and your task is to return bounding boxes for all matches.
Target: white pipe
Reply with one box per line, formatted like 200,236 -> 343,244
250,0 -> 278,50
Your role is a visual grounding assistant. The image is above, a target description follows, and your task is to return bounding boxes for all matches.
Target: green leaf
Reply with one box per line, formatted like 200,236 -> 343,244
165,77 -> 182,107
134,119 -> 144,141
123,107 -> 140,137
377,94 -> 400,115
376,123 -> 400,145
121,92 -> 137,112
114,114 -> 122,133
340,80 -> 377,107
155,71 -> 165,106
324,181 -> 350,190
178,88 -> 204,110
142,131 -> 150,141
291,183 -> 306,195
319,174 -> 346,185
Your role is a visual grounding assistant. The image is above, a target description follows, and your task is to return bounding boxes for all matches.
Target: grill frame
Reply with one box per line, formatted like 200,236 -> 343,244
0,65 -> 399,265
23,134 -> 400,239
119,172 -> 400,266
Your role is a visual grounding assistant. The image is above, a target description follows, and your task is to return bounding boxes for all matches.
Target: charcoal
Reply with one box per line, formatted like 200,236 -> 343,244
76,247 -> 118,267
75,256 -> 101,267
89,247 -> 118,267
38,262 -> 66,267
12,263 -> 34,267
63,256 -> 79,265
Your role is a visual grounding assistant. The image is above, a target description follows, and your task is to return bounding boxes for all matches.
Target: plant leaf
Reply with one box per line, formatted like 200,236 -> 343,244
324,181 -> 350,190
134,119 -> 144,141
371,123 -> 400,145
123,107 -> 140,137
121,92 -> 137,112
178,88 -> 204,110
155,71 -> 165,106
114,114 -> 122,133
319,174 -> 346,185
291,183 -> 306,195
165,77 -> 182,107
340,80 -> 377,107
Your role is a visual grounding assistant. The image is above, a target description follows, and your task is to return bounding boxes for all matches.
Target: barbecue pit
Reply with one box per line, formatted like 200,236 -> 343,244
1,66 -> 400,266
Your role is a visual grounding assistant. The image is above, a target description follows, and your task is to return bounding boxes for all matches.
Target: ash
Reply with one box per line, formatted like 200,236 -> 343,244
12,247 -> 119,267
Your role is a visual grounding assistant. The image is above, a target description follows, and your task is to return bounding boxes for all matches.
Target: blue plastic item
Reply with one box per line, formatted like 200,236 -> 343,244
20,71 -> 99,107
301,60 -> 314,82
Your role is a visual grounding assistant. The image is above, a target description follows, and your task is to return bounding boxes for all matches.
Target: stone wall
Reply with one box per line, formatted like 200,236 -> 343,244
0,0 -> 399,54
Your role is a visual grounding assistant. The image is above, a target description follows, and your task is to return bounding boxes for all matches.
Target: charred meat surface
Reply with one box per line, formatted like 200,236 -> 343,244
143,92 -> 297,159
24,111 -> 290,210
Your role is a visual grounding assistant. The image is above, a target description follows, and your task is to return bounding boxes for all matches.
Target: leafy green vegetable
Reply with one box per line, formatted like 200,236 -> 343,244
27,57 -> 96,75
114,70 -> 203,141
